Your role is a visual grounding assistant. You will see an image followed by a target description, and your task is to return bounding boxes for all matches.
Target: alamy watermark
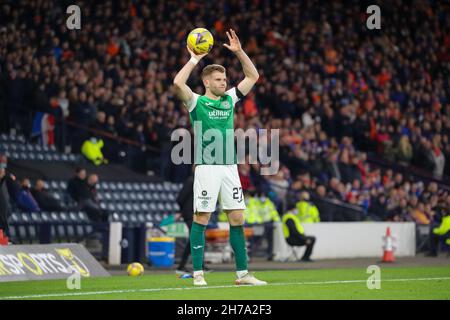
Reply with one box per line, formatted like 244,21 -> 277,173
171,122 -> 280,175
66,266 -> 81,290
366,265 -> 381,290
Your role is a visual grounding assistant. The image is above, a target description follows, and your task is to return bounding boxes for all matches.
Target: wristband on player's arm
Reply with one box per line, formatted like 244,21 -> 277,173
236,87 -> 244,99
189,57 -> 199,65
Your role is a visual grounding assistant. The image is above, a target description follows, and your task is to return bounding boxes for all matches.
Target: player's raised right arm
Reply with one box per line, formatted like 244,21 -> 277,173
173,46 -> 207,105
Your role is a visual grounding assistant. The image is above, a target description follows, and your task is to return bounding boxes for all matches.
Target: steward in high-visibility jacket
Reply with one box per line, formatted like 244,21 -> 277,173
245,195 -> 280,260
295,192 -> 320,223
257,197 -> 281,224
81,138 -> 106,166
428,210 -> 450,256
282,210 -> 316,261
244,197 -> 263,224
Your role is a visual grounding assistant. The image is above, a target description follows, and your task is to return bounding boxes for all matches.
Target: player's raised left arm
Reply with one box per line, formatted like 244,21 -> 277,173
224,29 -> 259,96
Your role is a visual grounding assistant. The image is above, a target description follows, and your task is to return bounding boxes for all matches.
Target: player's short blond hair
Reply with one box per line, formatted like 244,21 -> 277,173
201,64 -> 226,79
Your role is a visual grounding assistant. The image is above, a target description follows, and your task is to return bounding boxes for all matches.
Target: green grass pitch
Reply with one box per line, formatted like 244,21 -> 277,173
0,266 -> 449,300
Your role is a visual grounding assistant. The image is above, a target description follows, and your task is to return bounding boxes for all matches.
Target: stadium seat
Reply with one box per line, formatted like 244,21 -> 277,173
136,213 -> 146,223
168,193 -> 176,201
124,203 -> 133,212
149,203 -> 157,212
103,192 -> 112,201
116,203 -> 124,212
112,192 -> 121,202
144,193 -> 153,201
136,193 -> 145,201
100,182 -> 109,191
132,203 -> 140,213
145,213 -> 154,223
109,182 -> 117,191
120,213 -> 129,223
141,203 -> 149,213
107,203 -> 117,212
128,213 -> 138,224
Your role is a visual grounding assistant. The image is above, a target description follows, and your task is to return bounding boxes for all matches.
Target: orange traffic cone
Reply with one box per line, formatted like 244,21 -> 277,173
381,227 -> 395,262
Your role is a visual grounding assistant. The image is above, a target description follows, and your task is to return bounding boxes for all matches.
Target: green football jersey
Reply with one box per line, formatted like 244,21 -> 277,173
187,88 -> 240,165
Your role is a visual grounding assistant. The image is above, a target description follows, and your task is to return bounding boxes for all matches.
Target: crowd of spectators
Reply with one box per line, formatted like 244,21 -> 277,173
0,0 -> 449,224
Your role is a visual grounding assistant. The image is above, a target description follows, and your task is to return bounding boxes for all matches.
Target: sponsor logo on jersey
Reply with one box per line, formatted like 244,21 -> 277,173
202,190 -> 207,196
208,110 -> 230,119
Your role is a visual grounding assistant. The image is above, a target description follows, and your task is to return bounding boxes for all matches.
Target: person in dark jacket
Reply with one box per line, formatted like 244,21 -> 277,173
0,155 -> 11,236
31,179 -> 66,212
79,174 -> 108,223
67,167 -> 88,202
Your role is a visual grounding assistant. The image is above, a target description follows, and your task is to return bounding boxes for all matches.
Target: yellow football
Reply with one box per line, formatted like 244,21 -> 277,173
127,262 -> 144,276
187,28 -> 214,55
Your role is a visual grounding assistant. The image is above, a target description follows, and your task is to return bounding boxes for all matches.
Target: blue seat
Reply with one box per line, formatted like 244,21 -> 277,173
103,192 -> 112,201
136,193 -> 145,201
132,203 -> 140,212
107,203 -> 116,212
128,213 -> 138,224
141,203 -> 149,212
137,213 -> 146,223
160,193 -> 168,201
149,203 -> 157,212
111,212 -> 121,222
112,192 -> 121,202
116,203 -> 125,212
129,192 -> 138,200
120,213 -> 129,223
153,193 -> 161,202
109,182 -> 118,191
124,203 -> 133,212
157,203 -> 165,212
144,193 -> 153,201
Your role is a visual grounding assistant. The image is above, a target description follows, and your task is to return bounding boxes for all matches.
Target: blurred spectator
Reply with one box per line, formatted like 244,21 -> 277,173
16,178 -> 40,213
0,155 -> 11,235
31,179 -> 66,212
78,174 -> 108,223
67,168 -> 88,202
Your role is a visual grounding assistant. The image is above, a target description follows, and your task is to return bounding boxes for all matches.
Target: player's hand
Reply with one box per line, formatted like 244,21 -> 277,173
223,29 -> 242,53
186,45 -> 207,60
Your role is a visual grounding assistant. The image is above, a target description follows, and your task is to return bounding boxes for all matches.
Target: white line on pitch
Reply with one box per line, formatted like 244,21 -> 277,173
1,277 -> 450,300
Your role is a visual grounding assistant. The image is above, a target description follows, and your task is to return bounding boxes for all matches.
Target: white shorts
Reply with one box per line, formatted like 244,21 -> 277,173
193,164 -> 246,213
